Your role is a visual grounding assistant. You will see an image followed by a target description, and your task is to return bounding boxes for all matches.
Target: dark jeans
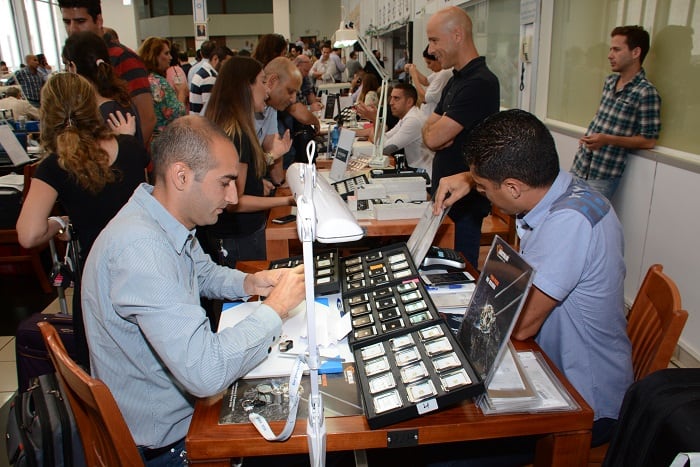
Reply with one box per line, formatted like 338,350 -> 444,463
451,210 -> 486,269
139,438 -> 186,466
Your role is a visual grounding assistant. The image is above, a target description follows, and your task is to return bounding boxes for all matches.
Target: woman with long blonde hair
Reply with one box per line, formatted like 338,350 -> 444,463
16,72 -> 149,368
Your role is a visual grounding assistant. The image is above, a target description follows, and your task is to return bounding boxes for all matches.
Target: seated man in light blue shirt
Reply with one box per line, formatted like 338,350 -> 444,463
82,115 -> 305,464
434,110 -> 633,451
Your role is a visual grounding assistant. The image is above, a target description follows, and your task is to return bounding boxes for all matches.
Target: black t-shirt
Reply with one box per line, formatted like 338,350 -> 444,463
208,131 -> 267,237
432,57 -> 499,219
100,100 -> 144,147
34,134 -> 149,257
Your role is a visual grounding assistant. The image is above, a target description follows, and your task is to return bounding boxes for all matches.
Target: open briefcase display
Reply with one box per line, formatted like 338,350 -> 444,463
348,236 -> 535,429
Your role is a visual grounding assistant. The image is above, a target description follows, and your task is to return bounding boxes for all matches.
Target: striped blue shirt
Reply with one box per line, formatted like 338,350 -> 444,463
82,184 -> 282,448
189,60 -> 217,115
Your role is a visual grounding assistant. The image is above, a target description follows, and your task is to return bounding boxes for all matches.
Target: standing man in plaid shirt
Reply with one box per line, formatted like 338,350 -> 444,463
13,55 -> 44,107
571,25 -> 660,199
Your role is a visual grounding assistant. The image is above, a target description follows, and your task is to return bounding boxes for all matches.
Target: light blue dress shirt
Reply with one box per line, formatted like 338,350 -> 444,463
82,184 -> 282,448
517,171 -> 633,421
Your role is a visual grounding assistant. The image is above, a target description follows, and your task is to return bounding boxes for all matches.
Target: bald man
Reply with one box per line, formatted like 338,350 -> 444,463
13,55 -> 44,107
421,6 -> 500,268
293,54 -> 322,111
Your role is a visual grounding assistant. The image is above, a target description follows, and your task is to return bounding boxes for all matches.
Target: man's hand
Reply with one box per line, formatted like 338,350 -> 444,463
579,133 -> 606,150
245,265 -> 305,320
432,172 -> 474,215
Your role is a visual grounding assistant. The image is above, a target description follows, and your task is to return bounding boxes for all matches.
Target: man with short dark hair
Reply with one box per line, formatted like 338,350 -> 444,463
58,0 -> 156,146
211,46 -> 234,72
571,25 -> 661,199
434,110 -> 633,448
13,55 -> 43,107
309,45 -> 338,86
356,83 -> 433,177
330,47 -> 346,82
189,40 -> 218,115
83,115 -> 305,463
345,50 -> 361,82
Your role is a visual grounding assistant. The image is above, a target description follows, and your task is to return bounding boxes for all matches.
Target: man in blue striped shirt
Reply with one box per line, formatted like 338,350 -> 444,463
82,116 -> 305,464
571,25 -> 661,199
189,40 -> 219,115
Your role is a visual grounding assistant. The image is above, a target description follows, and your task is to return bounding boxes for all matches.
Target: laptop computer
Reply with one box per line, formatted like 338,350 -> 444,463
0,125 -> 31,167
406,202 -> 450,268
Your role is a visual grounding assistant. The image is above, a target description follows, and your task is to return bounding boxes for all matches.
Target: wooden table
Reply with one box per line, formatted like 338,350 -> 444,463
186,337 -> 593,466
265,186 -> 455,261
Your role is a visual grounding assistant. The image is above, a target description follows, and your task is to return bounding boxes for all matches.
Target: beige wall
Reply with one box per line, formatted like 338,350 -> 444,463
138,0 -> 340,43
101,1 -> 139,50
289,0 -> 340,43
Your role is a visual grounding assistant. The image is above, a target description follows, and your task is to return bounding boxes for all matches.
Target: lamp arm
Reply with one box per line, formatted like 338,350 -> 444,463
355,36 -> 389,81
373,79 -> 389,157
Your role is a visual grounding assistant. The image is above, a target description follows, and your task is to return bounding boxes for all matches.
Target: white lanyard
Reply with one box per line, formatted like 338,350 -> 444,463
248,355 -> 306,441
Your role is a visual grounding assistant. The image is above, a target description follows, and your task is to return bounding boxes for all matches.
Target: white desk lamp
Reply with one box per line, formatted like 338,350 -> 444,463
286,142 -> 364,466
334,23 -> 390,160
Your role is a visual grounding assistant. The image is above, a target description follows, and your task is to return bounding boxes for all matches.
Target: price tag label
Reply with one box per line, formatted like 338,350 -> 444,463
416,398 -> 438,415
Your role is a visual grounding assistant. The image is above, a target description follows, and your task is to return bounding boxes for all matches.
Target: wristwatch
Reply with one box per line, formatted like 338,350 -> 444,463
48,216 -> 67,235
265,152 -> 275,166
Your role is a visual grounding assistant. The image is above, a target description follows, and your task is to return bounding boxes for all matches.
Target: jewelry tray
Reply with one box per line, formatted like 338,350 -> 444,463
345,238 -> 535,429
269,248 -> 340,295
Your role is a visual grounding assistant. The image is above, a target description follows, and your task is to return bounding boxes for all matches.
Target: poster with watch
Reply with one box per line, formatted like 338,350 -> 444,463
218,363 -> 362,424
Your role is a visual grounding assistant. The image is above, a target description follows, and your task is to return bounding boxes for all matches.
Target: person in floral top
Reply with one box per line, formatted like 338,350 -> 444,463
138,37 -> 187,145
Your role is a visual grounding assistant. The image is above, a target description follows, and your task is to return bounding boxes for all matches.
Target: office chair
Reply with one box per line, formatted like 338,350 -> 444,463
38,321 -> 144,467
588,263 -> 688,465
0,162 -> 53,293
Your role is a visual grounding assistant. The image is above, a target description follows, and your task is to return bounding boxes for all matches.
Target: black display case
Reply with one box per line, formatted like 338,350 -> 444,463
349,237 -> 535,429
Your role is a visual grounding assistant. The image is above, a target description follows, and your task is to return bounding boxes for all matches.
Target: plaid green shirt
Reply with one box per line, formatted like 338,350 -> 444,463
572,69 -> 660,180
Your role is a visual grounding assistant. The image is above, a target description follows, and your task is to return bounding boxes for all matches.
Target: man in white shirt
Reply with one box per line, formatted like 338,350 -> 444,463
406,46 -> 453,118
355,83 -> 433,177
0,87 -> 40,121
309,46 -> 338,87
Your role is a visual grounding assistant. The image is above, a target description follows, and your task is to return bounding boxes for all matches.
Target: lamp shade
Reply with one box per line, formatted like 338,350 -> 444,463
286,163 -> 364,243
334,24 -> 358,48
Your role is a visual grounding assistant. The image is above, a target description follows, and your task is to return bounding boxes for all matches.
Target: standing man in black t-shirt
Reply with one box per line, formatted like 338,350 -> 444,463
422,6 -> 499,268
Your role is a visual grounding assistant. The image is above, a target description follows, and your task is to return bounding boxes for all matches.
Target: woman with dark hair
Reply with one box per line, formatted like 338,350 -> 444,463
253,34 -> 288,66
63,31 -> 144,145
138,36 -> 187,143
203,57 -> 292,267
166,41 -> 188,107
16,73 -> 149,368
